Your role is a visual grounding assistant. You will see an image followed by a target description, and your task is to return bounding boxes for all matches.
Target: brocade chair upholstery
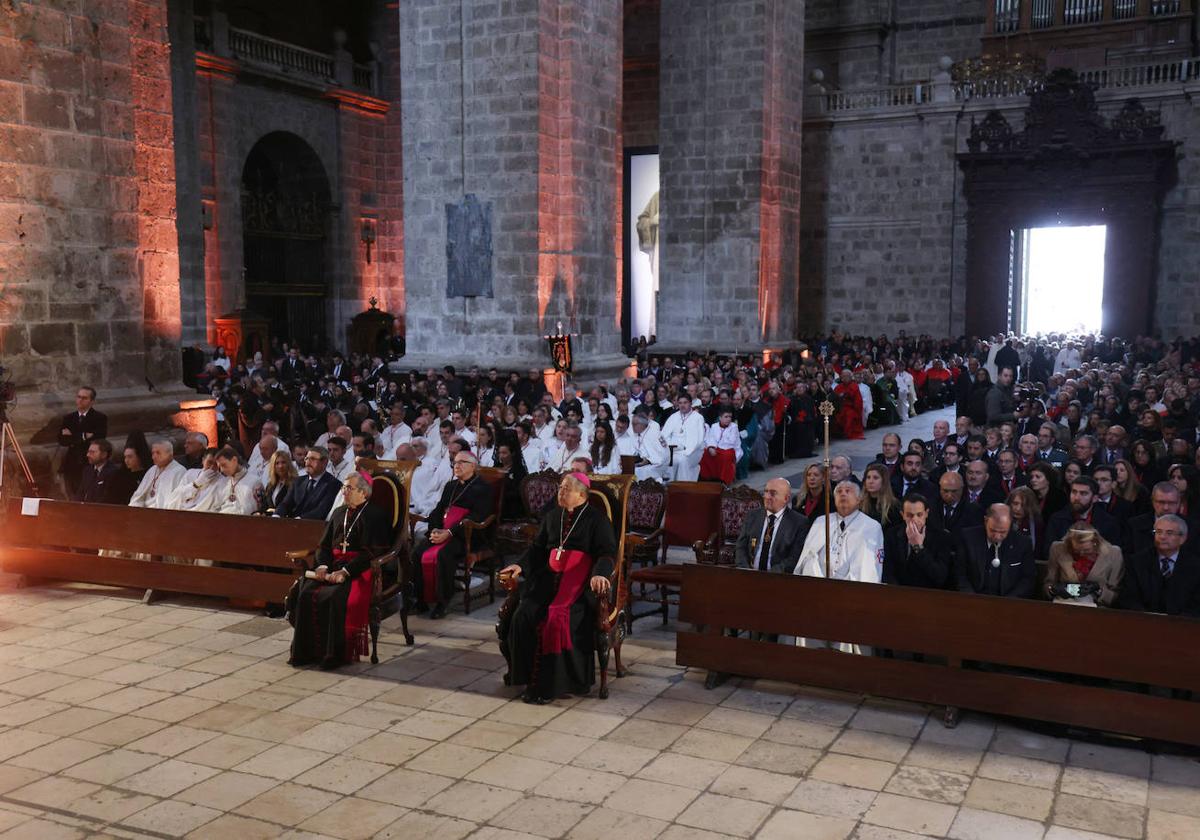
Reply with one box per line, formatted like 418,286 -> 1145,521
495,469 -> 561,558
693,485 -> 763,566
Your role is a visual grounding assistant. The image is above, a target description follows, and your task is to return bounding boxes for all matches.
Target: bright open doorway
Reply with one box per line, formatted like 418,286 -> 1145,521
1019,224 -> 1107,335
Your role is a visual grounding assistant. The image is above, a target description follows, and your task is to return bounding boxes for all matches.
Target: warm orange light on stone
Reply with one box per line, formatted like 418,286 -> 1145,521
171,398 -> 218,445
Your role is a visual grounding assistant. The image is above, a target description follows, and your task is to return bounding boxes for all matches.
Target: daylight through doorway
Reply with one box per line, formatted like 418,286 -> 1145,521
1020,225 -> 1106,335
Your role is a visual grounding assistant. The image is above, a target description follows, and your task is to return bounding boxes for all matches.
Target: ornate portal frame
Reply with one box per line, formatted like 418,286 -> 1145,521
957,69 -> 1178,338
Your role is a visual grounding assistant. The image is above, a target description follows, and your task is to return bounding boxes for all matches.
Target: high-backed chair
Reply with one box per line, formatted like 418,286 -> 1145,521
495,469 -> 560,558
357,458 -> 419,660
457,466 -> 506,613
693,485 -> 763,566
626,480 -> 723,626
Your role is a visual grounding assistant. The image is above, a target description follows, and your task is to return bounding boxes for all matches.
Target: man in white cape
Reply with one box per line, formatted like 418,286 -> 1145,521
794,480 -> 885,654
660,395 -> 705,481
129,441 -> 187,509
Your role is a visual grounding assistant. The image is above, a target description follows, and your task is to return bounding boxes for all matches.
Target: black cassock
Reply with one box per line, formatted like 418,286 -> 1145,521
289,503 -> 391,667
413,476 -> 493,605
506,503 -> 617,699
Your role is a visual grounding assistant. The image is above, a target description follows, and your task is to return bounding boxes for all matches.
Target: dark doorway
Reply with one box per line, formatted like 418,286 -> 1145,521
241,132 -> 331,352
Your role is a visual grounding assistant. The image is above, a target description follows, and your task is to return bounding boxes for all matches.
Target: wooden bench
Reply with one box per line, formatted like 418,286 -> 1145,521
1,498 -> 324,604
678,564 -> 1200,746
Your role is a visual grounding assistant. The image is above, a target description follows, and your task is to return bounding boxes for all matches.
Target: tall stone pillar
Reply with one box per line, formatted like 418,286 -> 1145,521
399,0 -> 627,376
658,0 -> 805,352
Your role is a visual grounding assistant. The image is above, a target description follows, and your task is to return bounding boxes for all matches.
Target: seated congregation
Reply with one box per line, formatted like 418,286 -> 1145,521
47,331 -> 1200,706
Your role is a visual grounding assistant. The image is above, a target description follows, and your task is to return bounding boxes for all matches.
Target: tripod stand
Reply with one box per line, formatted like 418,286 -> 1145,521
0,405 -> 38,498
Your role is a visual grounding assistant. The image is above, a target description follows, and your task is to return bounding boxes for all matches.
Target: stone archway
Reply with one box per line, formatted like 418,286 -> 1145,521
957,69 -> 1178,338
241,131 -> 332,351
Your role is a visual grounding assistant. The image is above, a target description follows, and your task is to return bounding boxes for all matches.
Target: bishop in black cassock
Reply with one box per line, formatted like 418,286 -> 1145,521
500,473 -> 617,703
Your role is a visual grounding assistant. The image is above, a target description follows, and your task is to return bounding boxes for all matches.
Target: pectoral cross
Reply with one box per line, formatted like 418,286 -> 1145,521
551,547 -> 563,565
341,535 -> 350,552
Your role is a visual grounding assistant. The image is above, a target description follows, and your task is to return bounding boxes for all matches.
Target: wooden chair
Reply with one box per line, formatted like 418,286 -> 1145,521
358,458 -> 419,660
621,478 -> 666,630
693,485 -> 763,566
458,466 -> 506,614
627,480 -> 723,626
620,454 -> 638,475
495,469 -> 561,558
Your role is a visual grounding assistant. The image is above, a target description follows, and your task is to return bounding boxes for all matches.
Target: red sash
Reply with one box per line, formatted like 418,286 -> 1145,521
539,548 -> 593,655
332,549 -> 372,659
421,505 -> 470,600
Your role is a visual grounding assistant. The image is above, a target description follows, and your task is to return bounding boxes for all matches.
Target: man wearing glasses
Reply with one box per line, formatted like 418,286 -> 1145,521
1118,515 -> 1200,616
413,452 -> 493,618
274,446 -> 341,520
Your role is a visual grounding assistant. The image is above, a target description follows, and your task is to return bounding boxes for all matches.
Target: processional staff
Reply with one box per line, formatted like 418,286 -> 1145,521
818,398 -> 835,579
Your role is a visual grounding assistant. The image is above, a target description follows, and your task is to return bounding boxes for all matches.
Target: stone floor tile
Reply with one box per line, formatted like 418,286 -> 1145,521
486,700 -> 568,728
467,828 -> 544,840
405,742 -> 494,778
0,817 -> 87,840
62,748 -> 162,785
850,705 -> 929,739
373,810 -> 475,840
491,795 -> 593,839
605,718 -> 688,751
122,800 -> 222,836
1149,780 -> 1200,818
297,796 -> 407,840
233,743 -> 335,781
179,701 -> 269,733
233,782 -> 341,826
184,676 -> 269,702
118,757 -> 221,797
963,777 -> 1054,821
783,778 -> 878,819
657,825 -> 736,840
425,780 -> 523,822
635,752 -> 728,789
756,809 -> 856,840
1042,825 -> 1126,839
884,765 -> 972,805
448,720 -> 533,752
535,766 -> 626,806
0,766 -> 45,795
293,755 -> 391,795
675,792 -> 771,837
544,709 -> 625,739
332,700 -> 418,730
782,693 -> 860,727
8,774 -> 100,809
0,699 -> 69,727
720,687 -> 795,717
80,686 -> 172,715
428,690 -> 508,719
762,717 -> 843,749
24,708 -> 118,740
669,728 -> 754,763
186,813 -> 282,840
977,752 -> 1062,788
1067,743 -> 1152,778
1052,792 -> 1145,839
175,733 -> 276,769
1059,766 -> 1149,806
709,764 -> 799,804
863,792 -> 959,836
809,753 -> 898,791
509,729 -> 596,763
355,766 -> 454,808
564,806 -> 668,840
126,724 -> 220,758
345,731 -> 435,765
991,726 -> 1070,764
37,680 -> 124,707
692,707 -> 775,739
176,769 -> 279,810
947,806 -> 1046,840
917,716 -> 996,750
66,787 -> 157,823
570,739 -> 660,775
467,753 -> 560,791
232,711 -> 324,743
6,737 -> 108,774
904,742 -> 984,776
1147,809 -> 1200,840
602,778 -> 699,821
831,729 -> 914,763
283,721 -> 376,754
1151,755 -> 1200,787
388,709 -> 474,741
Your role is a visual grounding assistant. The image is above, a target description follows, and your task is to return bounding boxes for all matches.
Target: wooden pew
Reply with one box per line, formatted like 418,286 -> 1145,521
678,564 -> 1200,747
1,498 -> 325,604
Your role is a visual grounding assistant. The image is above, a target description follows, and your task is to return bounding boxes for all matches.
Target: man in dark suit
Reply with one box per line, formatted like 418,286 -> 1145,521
873,433 -> 903,477
1092,465 -> 1133,525
994,449 -> 1025,498
58,386 -> 108,498
929,441 -> 965,486
929,472 -> 984,537
955,504 -> 1036,598
1071,435 -> 1100,476
1045,476 -> 1123,552
75,439 -> 121,503
891,452 -> 936,501
963,459 -> 1003,509
274,446 -> 342,520
1118,515 -> 1200,616
924,418 -> 952,472
884,492 -> 952,589
1036,423 -> 1069,467
1100,425 -> 1127,466
1126,482 -> 1199,557
735,478 -> 810,574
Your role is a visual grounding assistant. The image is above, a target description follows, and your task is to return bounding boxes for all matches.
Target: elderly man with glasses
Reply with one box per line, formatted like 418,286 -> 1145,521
413,452 -> 494,618
1118,514 -> 1200,616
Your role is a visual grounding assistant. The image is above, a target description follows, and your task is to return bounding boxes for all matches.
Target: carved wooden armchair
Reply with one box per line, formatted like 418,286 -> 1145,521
693,485 -> 763,566
358,458 -> 418,659
457,467 -> 506,614
495,469 -> 561,558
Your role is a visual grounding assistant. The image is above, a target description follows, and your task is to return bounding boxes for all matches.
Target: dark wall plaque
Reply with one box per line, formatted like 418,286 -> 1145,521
445,194 -> 494,298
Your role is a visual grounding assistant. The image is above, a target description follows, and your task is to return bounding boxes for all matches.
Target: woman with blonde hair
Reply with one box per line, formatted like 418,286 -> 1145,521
860,463 -> 901,528
792,463 -> 826,519
258,450 -> 298,515
1044,522 -> 1123,607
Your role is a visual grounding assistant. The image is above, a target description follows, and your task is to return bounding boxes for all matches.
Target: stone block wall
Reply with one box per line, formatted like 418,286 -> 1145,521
1149,94 -> 1200,337
0,0 -> 181,402
623,0 -> 659,149
891,1 -> 985,83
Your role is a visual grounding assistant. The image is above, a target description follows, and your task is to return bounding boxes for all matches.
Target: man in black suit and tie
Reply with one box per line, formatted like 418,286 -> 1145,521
884,493 -> 952,589
735,478 -> 810,574
1100,425 -> 1127,466
963,459 -> 1003,509
924,419 -> 952,472
1126,482 -> 1199,557
891,452 -> 936,501
59,386 -> 107,498
1045,476 -> 1123,552
75,439 -> 121,503
955,504 -> 1036,598
280,347 -> 305,383
1092,465 -> 1133,525
929,472 -> 984,537
274,446 -> 342,520
1036,423 -> 1069,467
1119,515 -> 1200,616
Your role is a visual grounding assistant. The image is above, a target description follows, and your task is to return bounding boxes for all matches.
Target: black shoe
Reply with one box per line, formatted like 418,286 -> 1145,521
430,603 -> 447,619
521,690 -> 550,705
264,604 -> 286,619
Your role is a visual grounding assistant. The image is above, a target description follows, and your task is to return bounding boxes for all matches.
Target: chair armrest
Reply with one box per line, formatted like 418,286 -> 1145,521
286,549 -> 314,571
461,515 -> 497,555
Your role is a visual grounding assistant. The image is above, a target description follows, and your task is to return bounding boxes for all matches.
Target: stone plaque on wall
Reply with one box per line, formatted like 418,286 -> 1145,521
445,194 -> 494,298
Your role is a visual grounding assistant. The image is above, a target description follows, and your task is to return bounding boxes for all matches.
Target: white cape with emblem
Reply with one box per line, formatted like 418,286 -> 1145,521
793,511 -> 884,655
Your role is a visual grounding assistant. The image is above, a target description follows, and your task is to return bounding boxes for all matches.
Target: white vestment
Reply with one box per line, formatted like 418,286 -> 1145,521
858,383 -> 873,427
520,439 -> 545,472
794,511 -> 884,655
208,470 -> 261,516
660,409 -> 705,481
165,468 -> 222,511
592,445 -> 622,475
633,429 -> 668,482
547,444 -> 586,474
327,456 -> 356,484
128,461 -> 187,510
247,438 -> 291,478
615,429 -> 638,458
378,422 -> 413,457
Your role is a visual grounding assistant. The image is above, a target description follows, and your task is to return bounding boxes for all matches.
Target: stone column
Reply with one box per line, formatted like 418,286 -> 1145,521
658,0 -> 805,353
399,0 -> 626,376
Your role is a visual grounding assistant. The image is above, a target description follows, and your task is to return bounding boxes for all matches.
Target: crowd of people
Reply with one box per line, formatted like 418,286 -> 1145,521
52,329 -> 1200,681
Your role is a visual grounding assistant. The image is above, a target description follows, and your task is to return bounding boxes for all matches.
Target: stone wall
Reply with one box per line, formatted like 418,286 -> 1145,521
623,0 -> 659,149
0,0 -> 182,413
1150,92 -> 1200,337
891,1 -> 985,83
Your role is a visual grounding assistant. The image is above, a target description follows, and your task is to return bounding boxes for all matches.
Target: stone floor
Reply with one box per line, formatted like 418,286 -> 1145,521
0,407 -> 1197,839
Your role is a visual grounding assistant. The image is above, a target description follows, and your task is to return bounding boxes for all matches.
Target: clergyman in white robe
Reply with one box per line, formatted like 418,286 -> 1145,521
128,457 -> 187,510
